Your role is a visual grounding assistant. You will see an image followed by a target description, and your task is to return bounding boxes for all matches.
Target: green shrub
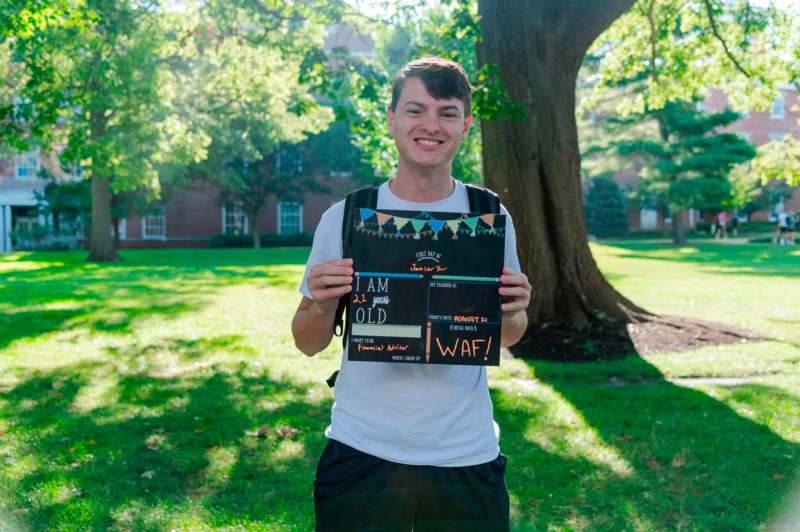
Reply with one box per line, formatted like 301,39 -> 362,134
9,227 -> 81,251
695,221 -> 713,234
584,176 -> 628,238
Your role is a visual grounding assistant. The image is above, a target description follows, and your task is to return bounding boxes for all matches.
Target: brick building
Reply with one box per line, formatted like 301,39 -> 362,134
703,85 -> 800,222
0,151 -> 50,253
621,85 -> 800,232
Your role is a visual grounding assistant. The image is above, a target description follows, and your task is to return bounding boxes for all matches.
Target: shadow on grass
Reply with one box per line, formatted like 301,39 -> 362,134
0,335 -> 328,530
497,355 -> 799,530
0,248 -> 310,347
601,242 -> 800,278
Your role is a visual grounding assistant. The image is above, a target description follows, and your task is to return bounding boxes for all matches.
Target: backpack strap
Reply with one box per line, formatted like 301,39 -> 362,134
333,185 -> 379,345
464,182 -> 501,214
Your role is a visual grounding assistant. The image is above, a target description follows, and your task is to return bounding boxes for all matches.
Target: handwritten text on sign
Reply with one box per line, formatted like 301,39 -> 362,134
347,209 -> 505,366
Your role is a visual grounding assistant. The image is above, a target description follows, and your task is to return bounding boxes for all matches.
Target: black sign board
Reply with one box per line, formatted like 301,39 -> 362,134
347,208 -> 506,366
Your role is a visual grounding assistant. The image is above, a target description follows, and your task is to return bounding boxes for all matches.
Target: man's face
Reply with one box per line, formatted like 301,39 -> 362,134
388,76 -> 472,172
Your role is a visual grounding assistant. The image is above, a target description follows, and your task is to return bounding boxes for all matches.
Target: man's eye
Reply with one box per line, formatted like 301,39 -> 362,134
407,109 -> 420,115
443,113 -> 458,119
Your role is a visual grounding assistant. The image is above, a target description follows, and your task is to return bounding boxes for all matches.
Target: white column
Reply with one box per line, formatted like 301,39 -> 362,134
1,205 -> 10,252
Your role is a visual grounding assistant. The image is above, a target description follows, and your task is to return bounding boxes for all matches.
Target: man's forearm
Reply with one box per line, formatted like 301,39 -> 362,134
500,309 -> 528,347
292,299 -> 338,356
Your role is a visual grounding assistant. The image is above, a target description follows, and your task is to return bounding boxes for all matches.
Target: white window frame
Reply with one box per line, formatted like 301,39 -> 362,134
770,93 -> 785,119
118,219 -> 127,240
277,202 -> 303,236
768,132 -> 786,143
640,209 -> 658,231
221,202 -> 248,235
141,213 -> 166,240
15,150 -> 40,180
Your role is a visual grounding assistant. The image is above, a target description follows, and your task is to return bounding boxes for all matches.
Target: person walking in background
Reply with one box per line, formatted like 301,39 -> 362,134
715,211 -> 728,240
774,211 -> 789,245
786,211 -> 796,245
731,213 -> 739,236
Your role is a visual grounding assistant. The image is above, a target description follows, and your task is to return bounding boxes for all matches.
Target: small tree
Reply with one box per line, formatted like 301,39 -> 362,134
584,176 -> 628,238
610,102 -> 756,244
35,180 -> 90,234
169,3 -> 334,248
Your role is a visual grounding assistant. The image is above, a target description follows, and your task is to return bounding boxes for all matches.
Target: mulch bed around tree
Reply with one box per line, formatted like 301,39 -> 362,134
511,315 -> 762,361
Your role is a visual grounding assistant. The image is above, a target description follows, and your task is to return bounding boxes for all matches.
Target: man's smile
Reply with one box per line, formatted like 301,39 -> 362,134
413,137 -> 445,147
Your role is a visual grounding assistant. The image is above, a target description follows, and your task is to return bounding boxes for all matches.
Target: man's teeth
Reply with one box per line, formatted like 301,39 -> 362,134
416,139 -> 442,145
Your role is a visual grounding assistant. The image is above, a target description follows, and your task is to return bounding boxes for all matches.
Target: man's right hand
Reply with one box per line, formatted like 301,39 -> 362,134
306,258 -> 354,314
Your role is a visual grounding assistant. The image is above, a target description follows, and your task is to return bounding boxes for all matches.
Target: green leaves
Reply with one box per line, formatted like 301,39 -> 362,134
585,0 -> 797,116
591,100 -> 757,213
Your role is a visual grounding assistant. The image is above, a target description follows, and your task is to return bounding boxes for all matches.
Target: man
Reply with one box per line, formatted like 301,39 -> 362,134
292,57 -> 531,531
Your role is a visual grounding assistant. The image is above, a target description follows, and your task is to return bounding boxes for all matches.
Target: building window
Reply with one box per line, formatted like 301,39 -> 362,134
15,150 -> 40,180
222,202 -> 248,235
142,213 -> 166,239
768,132 -> 786,143
770,93 -> 785,119
640,209 -> 658,231
738,131 -> 751,142
118,219 -> 127,240
278,202 -> 302,235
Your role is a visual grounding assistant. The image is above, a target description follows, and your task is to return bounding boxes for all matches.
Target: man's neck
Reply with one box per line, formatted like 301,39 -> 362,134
390,161 -> 455,203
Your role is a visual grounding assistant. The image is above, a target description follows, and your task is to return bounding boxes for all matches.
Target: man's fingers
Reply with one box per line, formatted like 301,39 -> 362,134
500,272 -> 529,287
498,286 -> 529,298
311,275 -> 353,288
311,284 -> 352,301
311,265 -> 354,278
501,301 -> 527,312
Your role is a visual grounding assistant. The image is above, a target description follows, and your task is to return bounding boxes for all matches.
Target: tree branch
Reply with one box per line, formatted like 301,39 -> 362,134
566,0 -> 638,53
245,0 -> 290,21
646,0 -> 658,82
702,0 -> 750,78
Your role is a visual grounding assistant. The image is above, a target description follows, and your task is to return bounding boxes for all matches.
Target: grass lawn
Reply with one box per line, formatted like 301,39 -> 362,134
1,242 -> 799,531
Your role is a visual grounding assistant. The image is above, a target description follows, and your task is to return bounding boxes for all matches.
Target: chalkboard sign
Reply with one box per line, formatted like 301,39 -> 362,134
347,208 -> 506,366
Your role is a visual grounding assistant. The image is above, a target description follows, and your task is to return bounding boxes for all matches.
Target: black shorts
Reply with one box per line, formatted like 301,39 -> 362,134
314,439 -> 510,532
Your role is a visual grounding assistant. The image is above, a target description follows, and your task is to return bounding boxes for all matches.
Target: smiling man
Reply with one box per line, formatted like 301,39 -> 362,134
292,57 -> 531,531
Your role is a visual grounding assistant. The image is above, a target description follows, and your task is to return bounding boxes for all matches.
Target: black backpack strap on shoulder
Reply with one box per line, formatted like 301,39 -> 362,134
333,185 -> 379,344
464,183 -> 501,214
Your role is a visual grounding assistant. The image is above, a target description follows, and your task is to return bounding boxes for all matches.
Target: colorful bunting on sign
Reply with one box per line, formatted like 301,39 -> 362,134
463,217 -> 478,236
353,210 -> 504,240
428,220 -> 445,240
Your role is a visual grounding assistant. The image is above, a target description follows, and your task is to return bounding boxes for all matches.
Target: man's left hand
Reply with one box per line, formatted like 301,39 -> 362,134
499,267 -> 531,314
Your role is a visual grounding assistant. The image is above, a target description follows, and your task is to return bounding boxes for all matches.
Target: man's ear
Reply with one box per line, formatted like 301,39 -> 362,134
463,114 -> 473,135
387,106 -> 396,136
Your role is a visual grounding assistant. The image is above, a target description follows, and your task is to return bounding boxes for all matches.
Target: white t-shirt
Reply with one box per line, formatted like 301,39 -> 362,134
299,179 -> 521,467
778,212 -> 788,228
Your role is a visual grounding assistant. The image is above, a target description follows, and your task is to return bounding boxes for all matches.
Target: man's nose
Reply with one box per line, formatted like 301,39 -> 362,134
419,111 -> 442,132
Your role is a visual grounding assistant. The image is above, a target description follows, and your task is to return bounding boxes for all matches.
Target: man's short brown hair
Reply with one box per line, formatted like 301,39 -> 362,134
390,57 -> 473,117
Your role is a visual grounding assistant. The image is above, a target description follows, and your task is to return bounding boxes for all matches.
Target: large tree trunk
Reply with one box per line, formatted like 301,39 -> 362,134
88,176 -> 120,261
87,110 -> 120,262
477,0 -> 646,359
249,209 -> 262,248
672,208 -> 686,245
113,217 -> 121,250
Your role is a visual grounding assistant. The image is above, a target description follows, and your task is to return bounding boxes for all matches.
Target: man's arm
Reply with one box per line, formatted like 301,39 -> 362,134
498,266 -> 531,347
291,258 -> 353,356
